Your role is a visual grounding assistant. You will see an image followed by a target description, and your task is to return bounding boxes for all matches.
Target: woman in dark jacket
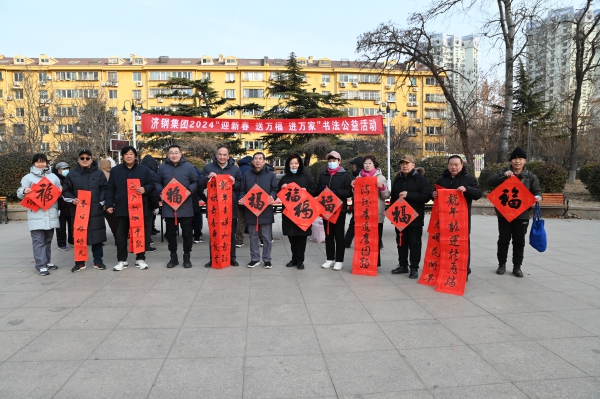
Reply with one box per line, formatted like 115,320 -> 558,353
278,154 -> 317,270
317,151 -> 352,271
433,155 -> 482,279
53,162 -> 72,250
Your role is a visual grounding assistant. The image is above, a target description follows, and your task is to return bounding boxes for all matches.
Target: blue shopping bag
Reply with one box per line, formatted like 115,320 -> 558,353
529,203 -> 547,252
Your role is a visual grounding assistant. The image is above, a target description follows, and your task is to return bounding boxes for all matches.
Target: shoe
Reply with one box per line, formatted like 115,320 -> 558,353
194,239 -> 203,244
167,253 -> 179,268
145,247 -> 156,253
183,253 -> 192,268
512,265 -> 523,278
93,262 -> 106,270
235,243 -> 244,248
112,261 -> 128,271
247,260 -> 260,268
322,260 -> 334,269
205,261 -> 212,268
391,266 -> 409,274
36,266 -> 50,276
71,264 -> 86,273
46,263 -> 58,270
344,243 -> 352,248
58,246 -> 69,251
135,260 -> 149,270
409,269 -> 419,279
264,261 -> 272,269
150,240 -> 154,246
297,263 -> 304,270
259,240 -> 263,247
496,263 -> 506,275
286,260 -> 297,267
333,262 -> 343,271
231,261 -> 239,267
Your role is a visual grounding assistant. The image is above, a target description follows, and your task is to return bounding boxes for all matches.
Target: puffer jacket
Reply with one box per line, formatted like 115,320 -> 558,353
105,161 -> 156,218
200,157 -> 242,218
355,168 -> 390,223
390,168 -> 432,227
17,166 -> 61,231
277,162 -> 318,237
317,167 -> 353,213
240,166 -> 278,225
154,157 -> 198,218
487,167 -> 542,220
237,156 -> 253,175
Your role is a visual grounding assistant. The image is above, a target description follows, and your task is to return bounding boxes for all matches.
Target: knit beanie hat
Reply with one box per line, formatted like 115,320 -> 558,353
509,147 -> 527,160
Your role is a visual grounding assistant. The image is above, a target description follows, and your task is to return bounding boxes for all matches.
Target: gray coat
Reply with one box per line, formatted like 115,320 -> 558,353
155,157 -> 199,218
240,166 -> 278,225
355,169 -> 391,223
17,166 -> 61,231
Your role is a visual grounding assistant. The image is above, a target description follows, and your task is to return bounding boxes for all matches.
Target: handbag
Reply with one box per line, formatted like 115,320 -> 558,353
529,203 -> 547,252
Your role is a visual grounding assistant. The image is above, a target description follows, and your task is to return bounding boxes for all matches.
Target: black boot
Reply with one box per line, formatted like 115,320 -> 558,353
297,263 -> 304,270
512,265 -> 523,278
183,252 -> 192,268
496,263 -> 506,275
392,266 -> 409,274
286,259 -> 297,267
167,253 -> 179,268
409,268 -> 419,279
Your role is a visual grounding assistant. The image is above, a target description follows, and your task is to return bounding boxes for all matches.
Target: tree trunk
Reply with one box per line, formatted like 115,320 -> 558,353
497,0 -> 516,163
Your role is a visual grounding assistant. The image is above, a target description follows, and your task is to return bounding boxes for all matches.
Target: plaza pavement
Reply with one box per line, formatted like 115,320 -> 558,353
0,214 -> 599,399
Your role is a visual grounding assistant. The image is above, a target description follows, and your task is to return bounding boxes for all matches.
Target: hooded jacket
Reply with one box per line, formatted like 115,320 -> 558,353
237,156 -> 253,176
105,161 -> 156,217
154,156 -> 198,218
62,161 -> 108,245
17,166 -> 61,231
435,168 -> 482,230
200,157 -> 242,218
141,155 -> 160,209
141,155 -> 159,173
277,160 -> 318,236
317,166 -> 353,213
240,165 -> 278,225
99,159 -> 112,181
487,167 -> 542,220
390,168 -> 431,227
355,168 -> 391,223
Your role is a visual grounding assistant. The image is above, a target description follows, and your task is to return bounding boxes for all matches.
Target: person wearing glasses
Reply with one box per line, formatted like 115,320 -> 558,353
62,149 -> 108,272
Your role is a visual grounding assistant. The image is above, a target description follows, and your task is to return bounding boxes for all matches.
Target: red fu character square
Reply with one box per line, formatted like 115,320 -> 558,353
162,178 -> 189,211
242,184 -> 270,217
488,176 -> 536,222
385,198 -> 419,232
278,183 -> 319,231
316,187 -> 343,221
28,177 -> 60,211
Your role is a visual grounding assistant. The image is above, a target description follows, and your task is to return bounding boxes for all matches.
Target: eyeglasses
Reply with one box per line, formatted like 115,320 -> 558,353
79,157 -> 91,161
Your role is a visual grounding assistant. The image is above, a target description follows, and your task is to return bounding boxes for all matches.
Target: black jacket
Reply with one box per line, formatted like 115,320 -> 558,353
199,157 -> 243,218
105,162 -> 156,218
487,167 -> 542,220
435,169 -> 482,230
390,168 -> 432,227
52,169 -> 71,217
154,157 -> 199,218
240,166 -> 278,225
317,167 -> 353,213
141,155 -> 160,209
62,161 -> 107,245
278,165 -> 318,237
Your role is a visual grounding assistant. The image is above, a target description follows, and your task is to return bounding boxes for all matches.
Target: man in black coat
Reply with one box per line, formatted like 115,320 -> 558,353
62,149 -> 108,272
105,146 -> 156,271
390,155 -> 432,279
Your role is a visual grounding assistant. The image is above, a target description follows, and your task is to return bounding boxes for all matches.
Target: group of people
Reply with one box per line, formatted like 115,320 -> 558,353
18,145 -> 541,282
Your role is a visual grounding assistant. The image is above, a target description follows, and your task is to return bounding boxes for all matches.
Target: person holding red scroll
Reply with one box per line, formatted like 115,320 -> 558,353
17,154 -> 62,276
390,155 -> 432,279
487,147 -> 542,277
433,155 -> 482,280
278,154 -> 318,270
317,151 -> 353,271
105,146 -> 156,271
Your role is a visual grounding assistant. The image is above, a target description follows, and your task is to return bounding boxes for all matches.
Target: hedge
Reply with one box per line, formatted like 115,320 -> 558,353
478,163 -> 507,193
309,160 -> 328,182
579,162 -> 598,186
584,164 -> 600,200
529,163 -> 568,193
0,152 -> 32,201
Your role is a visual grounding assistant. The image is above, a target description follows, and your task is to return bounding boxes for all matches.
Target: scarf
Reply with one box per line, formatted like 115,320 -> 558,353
327,165 -> 341,176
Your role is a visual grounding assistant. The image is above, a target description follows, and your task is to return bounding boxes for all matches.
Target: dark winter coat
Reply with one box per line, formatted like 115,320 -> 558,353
390,168 -> 432,227
141,155 -> 161,209
62,161 -> 107,245
435,168 -> 483,231
237,156 -> 253,176
317,167 -> 353,213
53,169 -> 71,217
105,162 -> 156,218
200,157 -> 243,218
154,157 -> 199,218
487,167 -> 542,220
278,165 -> 318,237
240,166 -> 278,225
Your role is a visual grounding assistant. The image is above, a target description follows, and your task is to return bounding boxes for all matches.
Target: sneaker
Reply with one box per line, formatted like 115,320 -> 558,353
36,266 -> 50,276
149,240 -> 154,246
71,264 -> 86,273
263,261 -> 272,269
235,243 -> 244,248
58,246 -> 69,251
194,239 -> 202,244
247,260 -> 260,268
93,262 -> 106,270
322,260 -> 334,269
46,263 -> 58,270
259,240 -> 263,247
145,247 -> 156,253
113,261 -> 128,271
135,260 -> 149,270
333,262 -> 343,271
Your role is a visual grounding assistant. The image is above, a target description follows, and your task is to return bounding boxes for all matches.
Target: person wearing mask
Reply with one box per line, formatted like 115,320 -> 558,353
278,154 -> 318,270
351,155 -> 390,267
53,161 -> 73,251
99,159 -> 118,242
105,146 -> 156,271
238,152 -> 278,268
62,149 -> 108,272
390,155 -> 431,279
17,154 -> 62,276
200,145 -> 242,268
344,157 -> 363,248
432,155 -> 483,280
317,151 -> 353,271
155,145 -> 198,268
487,147 -> 542,278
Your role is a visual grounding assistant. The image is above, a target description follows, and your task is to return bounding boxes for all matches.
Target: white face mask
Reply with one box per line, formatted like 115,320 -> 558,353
328,161 -> 338,169
290,168 -> 298,174
61,169 -> 69,177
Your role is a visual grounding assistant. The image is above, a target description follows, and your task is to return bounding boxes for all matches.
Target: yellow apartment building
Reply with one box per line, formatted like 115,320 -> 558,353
0,53 -> 447,163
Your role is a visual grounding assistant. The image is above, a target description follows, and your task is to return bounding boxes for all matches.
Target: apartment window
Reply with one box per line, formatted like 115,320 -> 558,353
339,91 -> 359,100
224,89 -> 235,99
243,72 -> 264,81
226,58 -> 237,64
340,108 -> 359,116
409,94 -> 417,103
39,108 -> 49,117
0,89 -> 3,99
108,58 -> 119,64
425,109 -> 444,119
56,106 -> 78,117
56,71 -> 76,80
321,74 -> 331,84
40,143 -> 50,151
172,71 -> 192,79
16,108 -> 25,117
408,77 -> 417,86
14,124 -> 26,135
426,142 -> 445,152
425,94 -> 444,102
243,109 -> 263,116
226,72 -> 235,82
14,72 -> 24,82
39,72 -> 49,82
363,108 -> 378,116
39,90 -> 48,100
107,71 -> 118,82
149,88 -> 173,98
408,110 -> 417,119
109,107 -> 118,116
58,124 -> 77,134
77,71 -> 99,81
150,106 -> 171,112
386,76 -> 396,85
243,89 -> 264,98
358,90 -> 380,100
359,74 -> 380,83
132,72 -> 142,82
322,91 -> 331,95
133,58 -> 144,65
226,109 -> 236,116
201,72 -> 211,80
339,74 -> 359,83
0,71 -> 3,80
40,125 -> 49,136
426,126 -> 442,135
407,126 -> 417,136
386,92 -> 396,102
132,90 -> 142,100
149,71 -> 170,81
78,89 -> 98,98
15,90 -> 24,100
244,141 -> 264,150
108,90 -> 118,99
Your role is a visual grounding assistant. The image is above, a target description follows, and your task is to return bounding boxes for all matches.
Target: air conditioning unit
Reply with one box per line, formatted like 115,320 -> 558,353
352,82 -> 359,87
6,96 -> 13,101
380,102 -> 386,107
9,113 -> 15,118
413,87 -> 418,92
46,76 -> 52,80
101,82 -> 106,86
13,81 -> 21,87
340,82 -> 346,88
136,81 -> 143,87
416,144 -> 423,149
416,118 -> 422,122
416,128 -> 421,132
385,84 -> 392,89
113,82 -> 119,87
135,100 -> 142,105
40,81 -> 46,86
320,82 -> 327,87
157,98 -> 164,103
374,100 -> 380,105
403,112 -> 408,116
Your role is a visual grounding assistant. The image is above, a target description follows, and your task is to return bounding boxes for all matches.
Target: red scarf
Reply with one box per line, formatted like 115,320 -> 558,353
327,165 -> 341,176
360,168 -> 377,177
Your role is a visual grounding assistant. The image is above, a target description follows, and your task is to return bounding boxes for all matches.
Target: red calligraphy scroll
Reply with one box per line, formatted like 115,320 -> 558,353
73,190 -> 92,262
207,175 -> 234,269
352,177 -> 379,276
434,189 -> 469,296
418,200 -> 441,287
127,179 -> 145,255
277,183 -> 319,231
242,184 -> 270,231
20,197 -> 40,212
488,176 -> 536,222
26,177 -> 60,211
162,178 -> 189,225
385,198 -> 418,232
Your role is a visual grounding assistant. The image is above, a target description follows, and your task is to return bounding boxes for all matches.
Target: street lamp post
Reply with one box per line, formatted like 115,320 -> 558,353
121,100 -> 145,149
378,104 -> 397,189
527,119 -> 538,160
